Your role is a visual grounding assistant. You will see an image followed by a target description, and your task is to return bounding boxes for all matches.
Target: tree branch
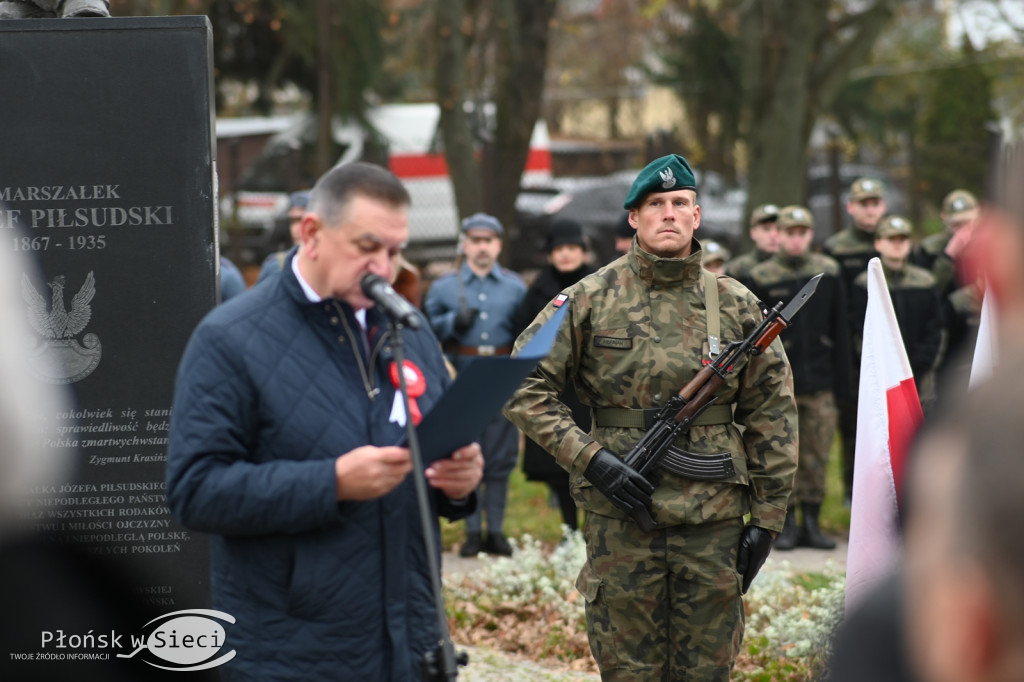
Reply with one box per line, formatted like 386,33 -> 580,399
808,0 -> 895,114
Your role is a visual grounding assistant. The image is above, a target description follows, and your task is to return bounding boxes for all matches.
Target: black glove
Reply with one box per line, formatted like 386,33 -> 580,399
453,307 -> 479,336
737,525 -> 773,595
583,449 -> 654,515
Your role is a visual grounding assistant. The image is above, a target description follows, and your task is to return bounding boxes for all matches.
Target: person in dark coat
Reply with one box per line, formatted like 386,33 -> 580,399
850,216 -> 945,414
512,219 -> 596,531
741,205 -> 850,550
166,162 -> 484,681
423,213 -> 526,557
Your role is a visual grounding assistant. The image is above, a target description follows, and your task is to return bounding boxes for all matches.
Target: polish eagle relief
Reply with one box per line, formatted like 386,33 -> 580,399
21,271 -> 101,384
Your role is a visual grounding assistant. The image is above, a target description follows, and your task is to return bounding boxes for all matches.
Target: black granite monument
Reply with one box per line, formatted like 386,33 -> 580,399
0,16 -> 216,614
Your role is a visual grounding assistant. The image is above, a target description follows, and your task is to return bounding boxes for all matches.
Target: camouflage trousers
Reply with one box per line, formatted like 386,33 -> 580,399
794,390 -> 837,505
576,513 -> 745,681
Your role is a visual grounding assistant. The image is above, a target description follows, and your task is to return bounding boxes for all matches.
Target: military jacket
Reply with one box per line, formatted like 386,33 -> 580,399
937,283 -> 982,395
504,239 -> 797,533
743,252 -> 851,400
910,231 -> 957,297
824,225 -> 878,294
945,283 -> 981,357
724,247 -> 772,281
851,262 -> 945,378
423,261 -> 526,372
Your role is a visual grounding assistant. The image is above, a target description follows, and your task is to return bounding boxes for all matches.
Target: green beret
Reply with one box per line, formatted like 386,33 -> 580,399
623,154 -> 697,209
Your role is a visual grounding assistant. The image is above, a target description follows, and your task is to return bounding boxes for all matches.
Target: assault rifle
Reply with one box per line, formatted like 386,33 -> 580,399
621,274 -> 822,531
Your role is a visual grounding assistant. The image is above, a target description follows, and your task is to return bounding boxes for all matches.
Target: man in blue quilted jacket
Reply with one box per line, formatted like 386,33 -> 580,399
167,162 -> 484,681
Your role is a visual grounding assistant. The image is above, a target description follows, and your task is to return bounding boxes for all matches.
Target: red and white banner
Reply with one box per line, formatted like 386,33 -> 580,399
969,287 -> 998,389
845,258 -> 924,610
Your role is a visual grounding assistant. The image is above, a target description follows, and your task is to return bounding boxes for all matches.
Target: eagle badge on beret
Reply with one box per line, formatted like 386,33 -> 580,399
659,168 -> 676,189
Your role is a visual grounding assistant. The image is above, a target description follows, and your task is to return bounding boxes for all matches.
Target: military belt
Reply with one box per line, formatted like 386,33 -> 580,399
592,404 -> 733,429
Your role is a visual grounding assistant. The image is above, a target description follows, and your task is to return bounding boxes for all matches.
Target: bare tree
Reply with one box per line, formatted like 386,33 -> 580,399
487,0 -> 559,230
435,0 -> 484,219
739,0 -> 895,210
434,0 -> 558,236
545,1 -> 650,141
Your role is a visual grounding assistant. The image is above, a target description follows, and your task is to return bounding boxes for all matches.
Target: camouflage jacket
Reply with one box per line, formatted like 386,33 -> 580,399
823,225 -> 879,296
724,248 -> 772,281
910,231 -> 957,297
504,238 -> 797,533
851,261 -> 945,378
912,231 -> 950,263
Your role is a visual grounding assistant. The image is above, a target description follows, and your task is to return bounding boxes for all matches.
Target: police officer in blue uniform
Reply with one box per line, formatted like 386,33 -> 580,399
423,213 -> 526,556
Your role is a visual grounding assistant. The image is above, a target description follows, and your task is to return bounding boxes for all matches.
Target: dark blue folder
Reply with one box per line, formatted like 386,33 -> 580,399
411,303 -> 568,464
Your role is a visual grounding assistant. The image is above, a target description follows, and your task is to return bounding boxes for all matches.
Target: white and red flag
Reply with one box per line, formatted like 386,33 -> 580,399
969,287 -> 998,390
845,258 -> 924,610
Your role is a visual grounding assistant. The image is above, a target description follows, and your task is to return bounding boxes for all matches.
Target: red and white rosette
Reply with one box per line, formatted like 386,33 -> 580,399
389,360 -> 426,426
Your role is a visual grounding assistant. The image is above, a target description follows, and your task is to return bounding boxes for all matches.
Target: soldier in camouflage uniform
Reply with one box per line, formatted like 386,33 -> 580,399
823,177 -> 885,504
742,206 -> 849,551
701,239 -> 730,274
724,203 -> 780,280
505,154 -> 797,681
938,278 -> 983,396
911,189 -> 980,299
851,216 -> 945,413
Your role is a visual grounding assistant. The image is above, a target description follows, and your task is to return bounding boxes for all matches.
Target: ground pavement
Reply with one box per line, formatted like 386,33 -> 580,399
443,537 -> 848,580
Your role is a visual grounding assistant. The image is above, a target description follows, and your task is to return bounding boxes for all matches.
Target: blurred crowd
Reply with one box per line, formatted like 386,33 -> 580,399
222,175 -> 989,558
6,156 -> 1016,680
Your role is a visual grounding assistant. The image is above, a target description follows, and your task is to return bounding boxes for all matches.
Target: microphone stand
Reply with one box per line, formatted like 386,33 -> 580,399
387,318 -> 468,681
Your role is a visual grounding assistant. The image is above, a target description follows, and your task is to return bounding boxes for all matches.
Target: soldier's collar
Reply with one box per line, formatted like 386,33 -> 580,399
854,224 -> 878,242
630,238 -> 702,287
879,259 -> 907,278
775,252 -> 810,269
460,261 -> 498,283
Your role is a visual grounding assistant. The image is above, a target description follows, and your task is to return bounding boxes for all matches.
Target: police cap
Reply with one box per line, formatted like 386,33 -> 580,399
777,205 -> 814,231
941,189 -> 978,222
461,212 -> 503,237
750,204 -> 780,228
876,215 -> 913,239
289,190 -> 311,210
849,177 -> 885,202
701,240 -> 731,265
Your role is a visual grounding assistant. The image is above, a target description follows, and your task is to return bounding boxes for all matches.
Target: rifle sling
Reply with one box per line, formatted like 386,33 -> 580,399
703,269 -> 721,357
593,404 -> 733,429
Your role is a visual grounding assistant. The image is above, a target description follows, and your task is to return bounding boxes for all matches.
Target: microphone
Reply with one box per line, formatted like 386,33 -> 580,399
360,273 -> 421,329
